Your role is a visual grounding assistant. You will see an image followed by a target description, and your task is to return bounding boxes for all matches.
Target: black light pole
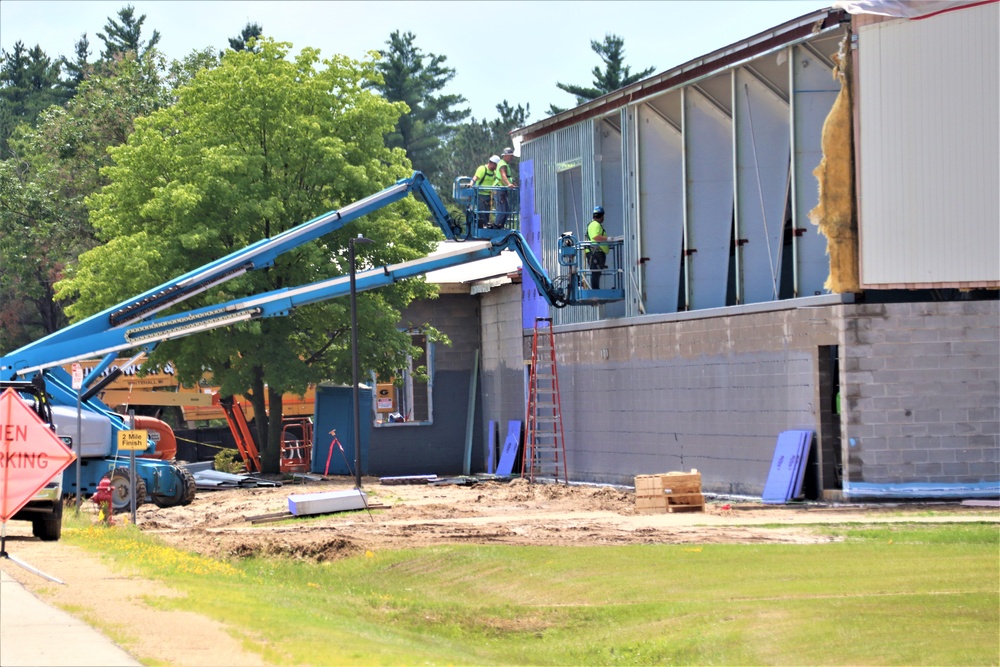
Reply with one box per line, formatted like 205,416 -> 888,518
349,234 -> 373,489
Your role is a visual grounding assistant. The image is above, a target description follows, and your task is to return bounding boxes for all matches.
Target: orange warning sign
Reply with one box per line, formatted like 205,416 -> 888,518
0,388 -> 76,521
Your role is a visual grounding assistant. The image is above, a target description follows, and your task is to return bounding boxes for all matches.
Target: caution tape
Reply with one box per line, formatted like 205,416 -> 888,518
173,435 -> 231,451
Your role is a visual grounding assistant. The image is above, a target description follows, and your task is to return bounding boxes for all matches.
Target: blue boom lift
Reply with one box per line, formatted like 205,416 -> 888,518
0,172 -> 624,505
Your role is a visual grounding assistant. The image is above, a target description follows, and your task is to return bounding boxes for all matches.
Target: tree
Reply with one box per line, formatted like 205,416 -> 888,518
548,34 -> 655,115
446,101 -> 530,180
56,40 -> 443,472
371,31 -> 469,195
0,42 -> 68,158
0,160 -> 68,349
97,4 -> 161,61
0,53 -> 169,350
60,34 -> 92,95
228,22 -> 264,53
167,47 -> 220,92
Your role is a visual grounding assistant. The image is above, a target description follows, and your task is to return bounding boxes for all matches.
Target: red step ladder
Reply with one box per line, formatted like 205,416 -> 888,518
522,317 -> 568,484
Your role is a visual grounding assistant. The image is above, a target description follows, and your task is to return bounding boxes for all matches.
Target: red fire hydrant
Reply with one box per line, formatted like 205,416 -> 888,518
92,478 -> 114,525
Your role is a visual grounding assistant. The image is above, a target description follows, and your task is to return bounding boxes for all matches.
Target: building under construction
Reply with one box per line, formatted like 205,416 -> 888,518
381,2 -> 998,500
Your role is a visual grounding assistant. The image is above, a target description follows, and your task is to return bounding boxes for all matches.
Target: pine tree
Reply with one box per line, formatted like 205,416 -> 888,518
371,31 -> 469,193
548,34 -> 655,115
97,4 -> 161,60
228,22 -> 264,53
0,42 -> 67,157
60,34 -> 92,93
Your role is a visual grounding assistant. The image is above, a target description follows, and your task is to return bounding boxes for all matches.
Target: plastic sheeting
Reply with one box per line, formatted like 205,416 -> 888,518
833,0 -> 994,19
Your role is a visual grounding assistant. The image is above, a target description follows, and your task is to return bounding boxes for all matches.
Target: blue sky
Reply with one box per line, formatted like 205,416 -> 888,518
1,1 -> 832,122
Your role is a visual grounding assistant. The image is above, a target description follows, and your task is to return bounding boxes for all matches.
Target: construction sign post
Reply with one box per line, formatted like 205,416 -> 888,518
116,430 -> 149,451
0,389 -> 76,522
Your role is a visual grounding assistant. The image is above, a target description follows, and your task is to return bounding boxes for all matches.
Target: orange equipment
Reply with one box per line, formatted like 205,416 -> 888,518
132,415 -> 178,461
215,394 -> 261,473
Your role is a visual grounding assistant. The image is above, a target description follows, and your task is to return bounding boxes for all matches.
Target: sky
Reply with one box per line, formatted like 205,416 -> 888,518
1,1 -> 832,124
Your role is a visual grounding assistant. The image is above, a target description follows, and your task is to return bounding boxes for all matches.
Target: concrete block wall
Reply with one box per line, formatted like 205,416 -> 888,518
479,285 -> 527,464
550,307 -> 841,492
468,290 -> 999,498
840,300 -> 1000,497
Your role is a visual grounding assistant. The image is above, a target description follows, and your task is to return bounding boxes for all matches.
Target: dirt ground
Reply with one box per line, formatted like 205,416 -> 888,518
2,476 -> 997,666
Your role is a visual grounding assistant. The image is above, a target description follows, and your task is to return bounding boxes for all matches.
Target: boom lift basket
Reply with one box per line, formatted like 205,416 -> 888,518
560,236 -> 626,305
453,177 -> 520,241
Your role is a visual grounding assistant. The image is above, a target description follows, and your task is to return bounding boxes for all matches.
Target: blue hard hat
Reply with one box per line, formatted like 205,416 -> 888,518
593,205 -> 604,216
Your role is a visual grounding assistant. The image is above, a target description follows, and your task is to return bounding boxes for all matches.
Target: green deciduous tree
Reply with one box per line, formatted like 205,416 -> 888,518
548,33 -> 655,115
371,31 -> 469,196
0,53 -> 169,351
97,4 -> 161,61
0,160 -> 68,350
56,40 -> 442,471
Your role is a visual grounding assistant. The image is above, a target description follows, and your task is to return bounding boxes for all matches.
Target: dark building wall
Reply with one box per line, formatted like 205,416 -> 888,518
368,293 -> 484,477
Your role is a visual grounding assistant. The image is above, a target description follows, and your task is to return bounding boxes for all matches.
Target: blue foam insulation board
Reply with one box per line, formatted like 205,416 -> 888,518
762,430 -> 813,504
495,421 -> 521,476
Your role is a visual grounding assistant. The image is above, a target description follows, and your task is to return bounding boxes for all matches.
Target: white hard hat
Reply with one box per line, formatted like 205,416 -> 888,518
489,155 -> 500,164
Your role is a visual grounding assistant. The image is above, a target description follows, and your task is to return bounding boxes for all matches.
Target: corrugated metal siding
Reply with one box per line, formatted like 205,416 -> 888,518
858,3 -> 1000,287
524,124 -> 602,327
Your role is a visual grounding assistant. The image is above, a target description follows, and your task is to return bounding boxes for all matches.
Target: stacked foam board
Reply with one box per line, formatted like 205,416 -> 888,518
761,430 -> 814,504
634,470 -> 704,513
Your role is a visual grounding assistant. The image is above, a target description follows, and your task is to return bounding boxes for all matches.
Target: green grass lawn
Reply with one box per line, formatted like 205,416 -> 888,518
64,521 -> 999,666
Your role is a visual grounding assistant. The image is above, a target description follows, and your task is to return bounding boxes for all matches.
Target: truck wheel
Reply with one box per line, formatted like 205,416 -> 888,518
103,468 -> 147,512
32,500 -> 63,541
151,467 -> 196,508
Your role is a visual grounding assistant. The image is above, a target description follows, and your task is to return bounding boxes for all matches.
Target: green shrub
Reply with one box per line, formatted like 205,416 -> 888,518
213,448 -> 244,474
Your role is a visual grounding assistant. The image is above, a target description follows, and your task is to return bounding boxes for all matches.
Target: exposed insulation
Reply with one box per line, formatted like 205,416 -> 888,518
809,34 -> 860,293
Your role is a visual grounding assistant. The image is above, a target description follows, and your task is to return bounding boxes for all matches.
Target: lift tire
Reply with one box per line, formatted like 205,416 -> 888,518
103,468 -> 147,512
151,467 -> 196,508
32,500 -> 63,541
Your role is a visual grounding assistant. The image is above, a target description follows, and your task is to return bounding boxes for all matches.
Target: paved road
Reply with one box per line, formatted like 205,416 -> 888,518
0,567 -> 140,667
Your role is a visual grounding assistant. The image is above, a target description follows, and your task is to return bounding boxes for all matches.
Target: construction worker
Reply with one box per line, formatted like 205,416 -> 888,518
495,148 -> 517,228
586,205 -> 610,289
471,155 -> 501,228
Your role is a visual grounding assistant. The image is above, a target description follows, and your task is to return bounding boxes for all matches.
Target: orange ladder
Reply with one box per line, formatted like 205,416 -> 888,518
522,317 -> 568,484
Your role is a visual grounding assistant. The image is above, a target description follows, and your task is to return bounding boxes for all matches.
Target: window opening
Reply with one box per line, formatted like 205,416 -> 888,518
374,330 -> 432,426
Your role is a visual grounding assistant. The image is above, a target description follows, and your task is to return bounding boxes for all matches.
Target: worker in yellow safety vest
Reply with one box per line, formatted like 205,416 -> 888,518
495,148 -> 517,228
471,155 -> 501,228
586,205 -> 610,289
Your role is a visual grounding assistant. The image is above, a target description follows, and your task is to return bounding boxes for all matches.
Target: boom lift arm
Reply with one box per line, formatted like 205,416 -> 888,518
1,172 -> 462,378
1,171 -> 622,379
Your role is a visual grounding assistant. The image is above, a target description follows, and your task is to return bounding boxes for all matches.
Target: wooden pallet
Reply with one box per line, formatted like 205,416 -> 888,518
634,470 -> 704,513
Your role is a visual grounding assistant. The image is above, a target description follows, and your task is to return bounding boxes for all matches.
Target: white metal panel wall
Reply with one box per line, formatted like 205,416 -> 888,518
858,3 -> 1000,286
734,68 -> 791,304
635,103 -> 685,314
684,87 -> 735,310
598,115 -> 628,319
792,43 -> 840,297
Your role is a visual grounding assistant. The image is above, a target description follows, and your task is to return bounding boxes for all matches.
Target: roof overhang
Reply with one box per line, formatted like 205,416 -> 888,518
514,7 -> 848,142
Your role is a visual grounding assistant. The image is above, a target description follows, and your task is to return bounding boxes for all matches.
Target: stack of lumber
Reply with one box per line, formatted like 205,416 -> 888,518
634,470 -> 704,514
